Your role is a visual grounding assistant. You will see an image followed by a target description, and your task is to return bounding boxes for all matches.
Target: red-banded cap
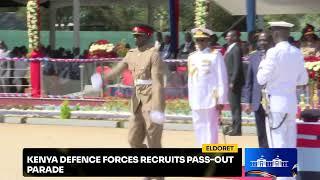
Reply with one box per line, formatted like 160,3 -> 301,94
132,25 -> 154,37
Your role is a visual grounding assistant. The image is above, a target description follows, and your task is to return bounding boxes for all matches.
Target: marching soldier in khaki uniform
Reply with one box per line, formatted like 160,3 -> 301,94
91,25 -> 166,150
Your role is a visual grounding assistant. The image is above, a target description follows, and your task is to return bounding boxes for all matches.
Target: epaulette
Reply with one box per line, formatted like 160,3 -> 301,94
128,49 -> 135,52
248,50 -> 257,55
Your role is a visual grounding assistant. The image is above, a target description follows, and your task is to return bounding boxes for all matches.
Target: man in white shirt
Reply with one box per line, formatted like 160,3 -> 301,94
257,21 -> 308,150
188,27 -> 228,146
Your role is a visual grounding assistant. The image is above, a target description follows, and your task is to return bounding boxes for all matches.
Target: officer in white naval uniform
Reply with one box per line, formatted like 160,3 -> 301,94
188,28 -> 228,146
257,21 -> 308,151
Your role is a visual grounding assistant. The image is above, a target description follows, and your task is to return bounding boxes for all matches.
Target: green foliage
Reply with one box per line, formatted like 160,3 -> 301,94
9,2 -> 320,35
60,100 -> 71,119
166,99 -> 191,115
298,14 -> 320,32
103,99 -> 129,112
179,0 -> 195,31
209,2 -> 246,32
263,14 -> 301,31
263,14 -> 320,33
74,103 -> 81,111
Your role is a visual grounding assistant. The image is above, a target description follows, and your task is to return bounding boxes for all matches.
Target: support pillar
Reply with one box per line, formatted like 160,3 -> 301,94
49,5 -> 56,50
73,0 -> 80,49
246,0 -> 256,33
168,0 -> 179,58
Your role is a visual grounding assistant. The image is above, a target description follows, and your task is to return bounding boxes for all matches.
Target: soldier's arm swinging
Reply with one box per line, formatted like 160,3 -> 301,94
105,61 -> 128,81
151,51 -> 165,113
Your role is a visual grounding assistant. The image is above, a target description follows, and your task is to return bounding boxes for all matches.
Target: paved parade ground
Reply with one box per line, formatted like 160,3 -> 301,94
0,123 -> 258,180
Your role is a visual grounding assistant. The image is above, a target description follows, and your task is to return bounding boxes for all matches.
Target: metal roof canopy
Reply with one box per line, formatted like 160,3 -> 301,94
213,0 -> 320,15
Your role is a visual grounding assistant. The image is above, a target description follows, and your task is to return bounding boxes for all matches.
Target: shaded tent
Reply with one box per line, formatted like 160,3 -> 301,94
0,12 -> 26,30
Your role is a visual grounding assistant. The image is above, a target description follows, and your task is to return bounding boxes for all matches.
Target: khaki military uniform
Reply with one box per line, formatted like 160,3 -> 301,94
107,43 -> 165,148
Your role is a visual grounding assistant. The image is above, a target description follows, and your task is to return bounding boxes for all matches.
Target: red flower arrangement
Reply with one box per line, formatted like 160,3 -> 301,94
304,56 -> 320,80
88,39 -> 118,58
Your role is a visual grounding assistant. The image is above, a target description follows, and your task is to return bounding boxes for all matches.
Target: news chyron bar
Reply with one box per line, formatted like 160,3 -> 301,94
23,144 -> 242,177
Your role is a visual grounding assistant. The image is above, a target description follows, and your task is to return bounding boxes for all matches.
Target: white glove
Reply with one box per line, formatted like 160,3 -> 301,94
150,111 -> 166,125
91,73 -> 103,90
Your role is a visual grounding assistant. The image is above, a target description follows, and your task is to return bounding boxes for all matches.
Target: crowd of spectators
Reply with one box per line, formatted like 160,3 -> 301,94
0,24 -> 319,97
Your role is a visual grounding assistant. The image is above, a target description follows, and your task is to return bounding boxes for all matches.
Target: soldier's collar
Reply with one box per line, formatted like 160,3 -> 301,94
138,43 -> 153,51
199,47 -> 211,53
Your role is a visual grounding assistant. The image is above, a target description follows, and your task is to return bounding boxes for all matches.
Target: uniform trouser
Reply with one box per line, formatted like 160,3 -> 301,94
128,103 -> 163,148
254,105 -> 268,148
228,89 -> 242,134
266,112 -> 297,180
192,107 -> 219,146
265,112 -> 296,148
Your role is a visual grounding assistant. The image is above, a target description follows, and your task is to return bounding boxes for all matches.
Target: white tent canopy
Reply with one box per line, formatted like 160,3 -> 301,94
213,0 -> 320,15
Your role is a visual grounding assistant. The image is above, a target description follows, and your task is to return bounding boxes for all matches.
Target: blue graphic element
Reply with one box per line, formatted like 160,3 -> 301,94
245,148 -> 297,177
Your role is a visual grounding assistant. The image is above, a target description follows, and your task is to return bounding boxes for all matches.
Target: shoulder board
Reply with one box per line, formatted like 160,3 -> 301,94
128,48 -> 135,52
248,50 -> 257,55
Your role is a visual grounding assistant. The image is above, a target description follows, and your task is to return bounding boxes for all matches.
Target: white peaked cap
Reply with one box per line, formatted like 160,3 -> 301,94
191,27 -> 214,38
268,21 -> 294,28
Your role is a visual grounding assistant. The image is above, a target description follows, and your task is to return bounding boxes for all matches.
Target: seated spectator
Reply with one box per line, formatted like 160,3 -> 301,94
247,30 -> 259,53
176,62 -> 188,97
0,41 -> 11,93
300,24 -> 319,57
154,32 -> 164,50
80,50 -> 89,59
177,32 -> 195,59
165,64 -> 185,98
209,34 -> 226,55
10,47 -> 29,93
0,41 -> 9,58
160,35 -> 173,60
241,41 -> 250,59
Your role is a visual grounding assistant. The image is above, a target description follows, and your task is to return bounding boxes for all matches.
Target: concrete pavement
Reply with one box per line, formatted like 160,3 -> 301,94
0,123 -> 258,180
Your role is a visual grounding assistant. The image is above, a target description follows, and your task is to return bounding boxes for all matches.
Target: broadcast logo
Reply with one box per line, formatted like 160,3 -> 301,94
245,148 -> 297,178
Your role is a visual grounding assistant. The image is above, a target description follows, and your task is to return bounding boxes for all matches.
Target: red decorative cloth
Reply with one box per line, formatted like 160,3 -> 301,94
30,49 -> 44,97
121,69 -> 133,86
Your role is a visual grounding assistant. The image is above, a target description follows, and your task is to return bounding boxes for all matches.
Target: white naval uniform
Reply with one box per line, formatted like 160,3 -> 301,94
188,48 -> 228,146
257,41 -> 308,149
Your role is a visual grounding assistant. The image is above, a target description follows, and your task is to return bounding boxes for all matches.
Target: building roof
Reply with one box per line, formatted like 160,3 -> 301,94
213,0 -> 320,15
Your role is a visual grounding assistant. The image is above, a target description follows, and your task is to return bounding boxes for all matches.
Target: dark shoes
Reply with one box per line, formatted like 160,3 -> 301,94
222,126 -> 242,136
227,131 -> 242,136
222,126 -> 232,135
143,177 -> 164,180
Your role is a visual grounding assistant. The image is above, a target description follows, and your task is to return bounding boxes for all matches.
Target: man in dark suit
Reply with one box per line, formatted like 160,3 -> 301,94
224,30 -> 244,136
177,32 -> 195,59
243,32 -> 273,148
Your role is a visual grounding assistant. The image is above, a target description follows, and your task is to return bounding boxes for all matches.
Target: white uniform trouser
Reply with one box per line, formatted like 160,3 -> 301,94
266,112 -> 297,180
266,112 -> 297,148
192,107 -> 219,147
